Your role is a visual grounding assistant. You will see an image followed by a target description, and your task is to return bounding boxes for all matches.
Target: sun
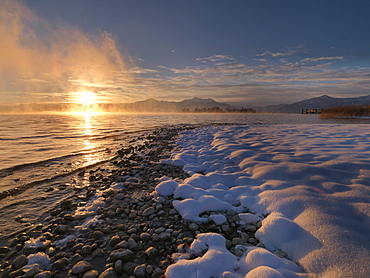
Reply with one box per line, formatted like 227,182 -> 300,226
77,91 -> 95,106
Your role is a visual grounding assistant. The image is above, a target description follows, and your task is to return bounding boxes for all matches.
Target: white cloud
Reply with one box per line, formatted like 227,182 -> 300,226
301,56 -> 344,62
196,54 -> 236,62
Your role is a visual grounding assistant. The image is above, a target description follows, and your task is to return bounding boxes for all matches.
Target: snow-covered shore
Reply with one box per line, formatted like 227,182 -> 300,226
159,124 -> 370,277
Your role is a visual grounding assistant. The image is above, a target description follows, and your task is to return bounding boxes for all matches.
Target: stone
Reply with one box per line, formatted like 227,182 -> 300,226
114,260 -> 123,274
114,193 -> 125,200
139,232 -> 151,242
71,260 -> 92,275
12,254 -> 28,269
234,249 -> 244,257
80,245 -> 93,255
123,262 -> 138,275
109,235 -> 121,247
98,267 -> 117,278
8,269 -> 25,278
23,265 -> 42,278
0,246 -> 10,254
127,238 -> 138,250
82,270 -> 99,278
109,249 -> 134,262
188,223 -> 198,230
133,264 -> 146,277
142,207 -> 155,217
159,232 -> 171,241
34,271 -> 52,278
145,247 -> 158,259
115,240 -> 128,249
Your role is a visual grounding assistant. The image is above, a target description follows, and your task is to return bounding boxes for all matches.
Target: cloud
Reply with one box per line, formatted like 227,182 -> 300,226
256,45 -> 304,58
196,54 -> 236,62
0,0 -> 131,104
301,56 -> 344,62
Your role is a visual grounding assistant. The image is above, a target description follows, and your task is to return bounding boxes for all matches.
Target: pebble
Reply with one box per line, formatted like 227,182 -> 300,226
134,264 -> 147,277
82,270 -> 99,278
12,254 -> 28,269
71,260 -> 92,275
98,267 -> 117,278
110,249 -> 135,262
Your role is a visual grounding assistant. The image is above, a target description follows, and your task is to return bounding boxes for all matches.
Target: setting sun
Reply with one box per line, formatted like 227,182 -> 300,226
76,91 -> 96,106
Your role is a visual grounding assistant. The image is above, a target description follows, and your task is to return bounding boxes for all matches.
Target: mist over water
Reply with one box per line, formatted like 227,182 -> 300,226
0,0 -> 129,105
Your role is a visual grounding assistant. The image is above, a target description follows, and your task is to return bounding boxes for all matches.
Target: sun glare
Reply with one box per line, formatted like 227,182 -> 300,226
77,91 -> 96,106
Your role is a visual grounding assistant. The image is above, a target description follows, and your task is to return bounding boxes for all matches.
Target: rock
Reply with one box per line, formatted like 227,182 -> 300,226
123,262 -> 138,275
0,246 -> 10,254
133,264 -> 146,277
142,207 -> 155,217
80,245 -> 93,255
188,223 -> 198,230
52,257 -> 68,269
234,249 -> 244,257
109,235 -> 121,247
109,249 -> 134,262
139,232 -> 151,242
23,265 -> 42,278
248,237 -> 257,244
99,267 -> 117,278
83,270 -> 99,278
71,260 -> 92,275
12,254 -> 28,269
115,240 -> 128,249
8,269 -> 25,278
159,232 -> 171,241
127,238 -> 138,250
114,260 -> 123,274
114,193 -> 125,200
34,271 -> 52,278
145,247 -> 158,259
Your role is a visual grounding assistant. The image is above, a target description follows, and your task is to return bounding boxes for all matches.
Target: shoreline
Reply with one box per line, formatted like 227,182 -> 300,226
0,124 -> 267,278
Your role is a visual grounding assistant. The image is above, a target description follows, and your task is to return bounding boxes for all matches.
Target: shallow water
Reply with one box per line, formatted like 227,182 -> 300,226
0,112 -> 366,240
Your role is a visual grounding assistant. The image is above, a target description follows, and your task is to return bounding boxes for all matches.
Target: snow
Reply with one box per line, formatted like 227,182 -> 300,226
159,124 -> 370,278
24,252 -> 51,271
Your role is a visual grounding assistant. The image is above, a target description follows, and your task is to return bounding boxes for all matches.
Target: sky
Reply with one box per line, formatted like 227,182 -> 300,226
1,0 -> 370,107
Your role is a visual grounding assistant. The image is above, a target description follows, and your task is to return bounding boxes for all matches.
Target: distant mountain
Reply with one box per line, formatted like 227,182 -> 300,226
0,97 -> 236,113
257,95 -> 370,113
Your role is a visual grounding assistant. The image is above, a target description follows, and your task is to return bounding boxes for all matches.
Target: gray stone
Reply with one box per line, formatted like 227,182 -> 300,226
23,265 -> 42,278
142,207 -> 155,217
234,249 -> 244,257
114,260 -> 123,274
34,271 -> 52,278
109,235 -> 121,247
123,262 -> 138,275
115,240 -> 128,249
8,269 -> 25,278
110,249 -> 134,262
127,238 -> 138,250
98,268 -> 117,278
139,232 -> 151,242
133,264 -> 146,277
188,223 -> 198,230
159,232 -> 171,241
12,254 -> 28,269
145,247 -> 158,259
114,193 -> 125,200
71,260 -> 92,275
80,245 -> 93,255
0,246 -> 10,254
82,270 -> 99,278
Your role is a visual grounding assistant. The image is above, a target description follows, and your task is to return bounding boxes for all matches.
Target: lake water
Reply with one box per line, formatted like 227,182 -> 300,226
0,112 -> 367,239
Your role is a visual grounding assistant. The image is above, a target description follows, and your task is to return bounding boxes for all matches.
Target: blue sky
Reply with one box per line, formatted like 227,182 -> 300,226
1,0 -> 370,106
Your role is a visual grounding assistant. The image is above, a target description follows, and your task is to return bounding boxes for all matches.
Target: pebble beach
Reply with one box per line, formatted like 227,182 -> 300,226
0,125 -> 266,278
